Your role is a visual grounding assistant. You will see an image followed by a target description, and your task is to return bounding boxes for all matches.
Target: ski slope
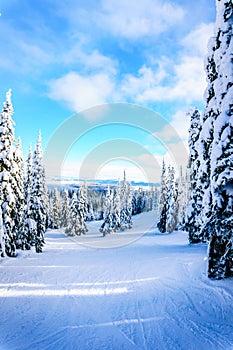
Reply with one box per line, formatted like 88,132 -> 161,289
0,211 -> 233,350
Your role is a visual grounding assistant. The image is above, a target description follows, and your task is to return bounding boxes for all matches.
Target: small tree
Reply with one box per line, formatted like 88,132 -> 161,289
112,184 -> 121,231
166,166 -> 176,233
13,138 -> 25,249
119,171 -> 133,230
23,146 -> 34,250
76,185 -> 88,235
157,160 -> 168,233
29,133 -> 47,253
100,186 -> 113,236
49,188 -> 61,229
66,191 -> 79,236
60,189 -> 70,228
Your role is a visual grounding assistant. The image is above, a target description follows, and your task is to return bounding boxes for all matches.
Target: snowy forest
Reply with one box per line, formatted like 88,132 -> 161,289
0,1 -> 233,349
0,0 -> 232,282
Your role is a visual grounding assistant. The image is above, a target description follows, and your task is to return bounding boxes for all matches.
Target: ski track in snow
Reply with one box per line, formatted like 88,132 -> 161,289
0,211 -> 233,350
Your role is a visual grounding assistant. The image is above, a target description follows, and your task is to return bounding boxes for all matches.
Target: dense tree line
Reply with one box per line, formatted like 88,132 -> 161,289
184,0 -> 233,279
47,175 -> 158,237
157,162 -> 188,234
0,90 -> 47,257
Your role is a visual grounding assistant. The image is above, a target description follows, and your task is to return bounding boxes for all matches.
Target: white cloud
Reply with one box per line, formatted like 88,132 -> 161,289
181,23 -> 214,56
47,22 -> 215,117
98,0 -> 185,39
167,55 -> 207,102
155,109 -> 190,147
48,72 -> 115,114
120,22 -> 215,104
120,56 -> 206,104
62,43 -> 117,75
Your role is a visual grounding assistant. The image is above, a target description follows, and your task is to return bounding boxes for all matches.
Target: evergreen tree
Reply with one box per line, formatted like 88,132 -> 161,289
176,167 -> 188,229
207,0 -> 233,279
13,137 -> 25,248
24,145 -> 33,202
0,200 -> 5,257
185,108 -> 203,242
76,185 -> 88,235
49,188 -> 61,229
124,181 -> 133,229
60,189 -> 70,227
135,188 -> 146,214
198,24 -> 219,241
166,165 -> 176,233
23,146 -> 34,250
100,186 -> 113,236
87,202 -> 95,221
157,160 -> 168,233
0,89 -> 17,256
112,184 -> 121,231
119,171 -> 133,230
29,133 -> 47,253
66,191 -> 79,236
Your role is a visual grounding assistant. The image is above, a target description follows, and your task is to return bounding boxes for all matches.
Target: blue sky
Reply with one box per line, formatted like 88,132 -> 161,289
0,0 -> 216,181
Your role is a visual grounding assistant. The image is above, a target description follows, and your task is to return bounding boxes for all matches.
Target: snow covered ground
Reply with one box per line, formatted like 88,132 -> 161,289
0,211 -> 233,350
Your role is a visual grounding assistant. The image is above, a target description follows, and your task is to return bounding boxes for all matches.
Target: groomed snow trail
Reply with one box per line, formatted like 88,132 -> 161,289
0,211 -> 233,350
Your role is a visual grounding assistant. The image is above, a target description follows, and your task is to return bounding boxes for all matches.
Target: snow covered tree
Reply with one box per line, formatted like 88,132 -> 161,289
66,191 -> 79,236
49,188 -> 61,229
0,89 -> 17,256
100,186 -> 113,236
207,0 -> 233,279
135,188 -> 146,214
22,146 -> 34,250
120,171 -> 133,230
0,202 -> 5,257
166,165 -> 176,233
112,184 -> 121,231
157,160 -> 168,233
176,167 -> 188,229
24,146 -> 33,202
60,189 -> 70,228
185,108 -> 204,242
76,185 -> 88,235
28,133 -> 47,253
13,137 -> 25,248
66,186 -> 88,236
100,172 -> 133,235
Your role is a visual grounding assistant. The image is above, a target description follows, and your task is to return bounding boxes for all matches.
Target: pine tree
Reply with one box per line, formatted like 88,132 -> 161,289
185,108 -> 203,242
176,167 -> 188,229
66,191 -> 79,236
124,181 -> 133,228
119,171 -> 133,230
24,146 -> 33,201
49,188 -> 61,229
29,133 -> 47,253
100,186 -> 113,236
23,146 -> 34,250
0,89 -> 17,256
197,35 -> 217,241
0,201 -> 5,257
112,184 -> 121,231
157,160 -> 168,233
207,0 -> 233,279
13,137 -> 25,248
166,165 -> 176,233
76,185 -> 88,235
135,188 -> 146,214
60,189 -> 70,227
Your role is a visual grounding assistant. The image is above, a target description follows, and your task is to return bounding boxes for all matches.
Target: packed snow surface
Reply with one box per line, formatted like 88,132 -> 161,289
0,211 -> 233,350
